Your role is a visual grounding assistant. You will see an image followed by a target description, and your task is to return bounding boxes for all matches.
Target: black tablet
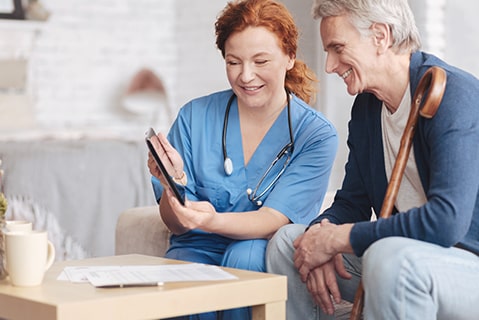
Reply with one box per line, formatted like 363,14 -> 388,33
145,128 -> 186,205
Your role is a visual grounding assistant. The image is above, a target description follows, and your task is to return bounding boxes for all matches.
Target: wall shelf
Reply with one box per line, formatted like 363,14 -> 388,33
0,19 -> 45,32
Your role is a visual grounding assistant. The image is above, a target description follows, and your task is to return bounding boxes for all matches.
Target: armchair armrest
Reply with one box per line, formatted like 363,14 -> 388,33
115,205 -> 171,257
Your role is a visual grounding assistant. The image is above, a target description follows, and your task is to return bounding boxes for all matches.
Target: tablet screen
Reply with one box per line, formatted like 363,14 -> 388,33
145,128 -> 186,205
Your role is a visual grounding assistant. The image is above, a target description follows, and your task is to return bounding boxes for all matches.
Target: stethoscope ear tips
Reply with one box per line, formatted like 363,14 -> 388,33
224,157 -> 233,176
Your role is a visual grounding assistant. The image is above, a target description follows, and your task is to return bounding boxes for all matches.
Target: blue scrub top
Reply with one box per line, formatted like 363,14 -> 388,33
152,89 -> 337,225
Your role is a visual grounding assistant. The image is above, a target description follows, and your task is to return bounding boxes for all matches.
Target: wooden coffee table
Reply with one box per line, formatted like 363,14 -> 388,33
0,254 -> 286,320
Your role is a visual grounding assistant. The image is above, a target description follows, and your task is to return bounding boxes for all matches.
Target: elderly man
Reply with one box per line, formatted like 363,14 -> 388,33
266,0 -> 479,319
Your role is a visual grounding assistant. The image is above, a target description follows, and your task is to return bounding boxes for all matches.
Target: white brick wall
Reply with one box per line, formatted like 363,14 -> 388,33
0,0 -> 230,135
174,0 -> 229,109
31,0 -> 177,132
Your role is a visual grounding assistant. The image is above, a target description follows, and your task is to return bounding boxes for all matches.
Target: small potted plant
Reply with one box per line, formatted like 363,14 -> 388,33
0,160 -> 8,279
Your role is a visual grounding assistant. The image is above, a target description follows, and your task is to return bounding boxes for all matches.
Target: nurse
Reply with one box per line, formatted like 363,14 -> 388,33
147,0 -> 338,319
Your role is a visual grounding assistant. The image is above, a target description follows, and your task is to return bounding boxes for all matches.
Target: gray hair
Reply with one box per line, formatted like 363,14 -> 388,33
312,0 -> 421,53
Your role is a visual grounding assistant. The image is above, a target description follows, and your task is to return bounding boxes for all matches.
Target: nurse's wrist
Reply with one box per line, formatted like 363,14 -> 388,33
172,171 -> 187,186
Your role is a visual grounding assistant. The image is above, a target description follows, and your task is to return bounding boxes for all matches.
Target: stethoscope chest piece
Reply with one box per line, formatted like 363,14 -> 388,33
224,157 -> 233,176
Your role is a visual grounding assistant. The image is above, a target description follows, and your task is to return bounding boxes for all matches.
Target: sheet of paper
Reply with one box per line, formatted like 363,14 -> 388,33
62,266 -> 122,283
58,264 -> 238,287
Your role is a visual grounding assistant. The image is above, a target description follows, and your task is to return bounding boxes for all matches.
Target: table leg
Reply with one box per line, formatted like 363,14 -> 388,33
252,301 -> 285,320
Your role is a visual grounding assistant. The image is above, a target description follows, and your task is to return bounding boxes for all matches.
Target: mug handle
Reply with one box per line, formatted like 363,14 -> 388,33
45,240 -> 56,271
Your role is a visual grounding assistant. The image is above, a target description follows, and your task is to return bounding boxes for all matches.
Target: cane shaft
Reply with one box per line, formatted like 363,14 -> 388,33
349,66 -> 446,320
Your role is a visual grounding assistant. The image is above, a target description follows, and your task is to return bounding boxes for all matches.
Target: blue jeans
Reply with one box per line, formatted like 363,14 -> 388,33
363,237 -> 479,319
164,237 -> 268,320
266,224 -> 361,320
266,224 -> 479,319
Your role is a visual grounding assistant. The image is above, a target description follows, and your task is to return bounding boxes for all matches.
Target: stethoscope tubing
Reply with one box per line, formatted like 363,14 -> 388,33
222,89 -> 294,205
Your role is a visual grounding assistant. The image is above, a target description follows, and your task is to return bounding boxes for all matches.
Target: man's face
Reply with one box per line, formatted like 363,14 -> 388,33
320,15 -> 377,96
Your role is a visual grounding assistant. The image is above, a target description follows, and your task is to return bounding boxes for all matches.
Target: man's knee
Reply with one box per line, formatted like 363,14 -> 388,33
266,224 -> 307,272
269,224 -> 306,249
363,237 -> 419,291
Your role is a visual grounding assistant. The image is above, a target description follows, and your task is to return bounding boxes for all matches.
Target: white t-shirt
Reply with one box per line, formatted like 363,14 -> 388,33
381,85 -> 427,212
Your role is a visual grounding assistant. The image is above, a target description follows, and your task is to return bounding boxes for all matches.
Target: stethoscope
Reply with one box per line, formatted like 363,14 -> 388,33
222,91 -> 295,206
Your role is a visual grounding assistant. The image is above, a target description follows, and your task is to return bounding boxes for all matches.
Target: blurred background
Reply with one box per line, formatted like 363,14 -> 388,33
0,0 -> 476,259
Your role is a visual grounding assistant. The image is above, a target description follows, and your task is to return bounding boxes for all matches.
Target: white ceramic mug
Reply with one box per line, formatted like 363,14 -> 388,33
5,220 -> 33,232
5,230 -> 55,287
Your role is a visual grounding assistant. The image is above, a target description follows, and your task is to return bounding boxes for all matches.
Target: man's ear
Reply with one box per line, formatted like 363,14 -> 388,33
370,23 -> 391,54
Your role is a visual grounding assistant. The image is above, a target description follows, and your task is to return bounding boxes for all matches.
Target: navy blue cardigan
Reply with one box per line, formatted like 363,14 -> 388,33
311,51 -> 479,257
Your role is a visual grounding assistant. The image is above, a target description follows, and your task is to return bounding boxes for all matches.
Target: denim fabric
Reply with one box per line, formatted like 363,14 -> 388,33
266,224 -> 362,320
363,237 -> 479,319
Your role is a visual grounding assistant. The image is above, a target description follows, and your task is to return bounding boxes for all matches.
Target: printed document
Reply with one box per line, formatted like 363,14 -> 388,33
59,263 -> 238,287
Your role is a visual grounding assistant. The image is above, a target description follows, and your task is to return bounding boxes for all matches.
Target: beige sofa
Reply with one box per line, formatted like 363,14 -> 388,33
115,192 -> 336,256
115,205 -> 170,256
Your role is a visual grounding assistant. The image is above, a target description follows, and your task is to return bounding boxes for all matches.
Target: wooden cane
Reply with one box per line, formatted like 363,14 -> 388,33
349,66 -> 447,320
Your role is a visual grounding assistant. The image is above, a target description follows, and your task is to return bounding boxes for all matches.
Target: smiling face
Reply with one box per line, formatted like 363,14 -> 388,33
320,15 -> 378,96
224,26 -> 294,110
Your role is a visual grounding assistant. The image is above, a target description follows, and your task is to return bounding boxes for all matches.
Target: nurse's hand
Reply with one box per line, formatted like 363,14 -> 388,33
165,188 -> 217,231
147,132 -> 185,187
